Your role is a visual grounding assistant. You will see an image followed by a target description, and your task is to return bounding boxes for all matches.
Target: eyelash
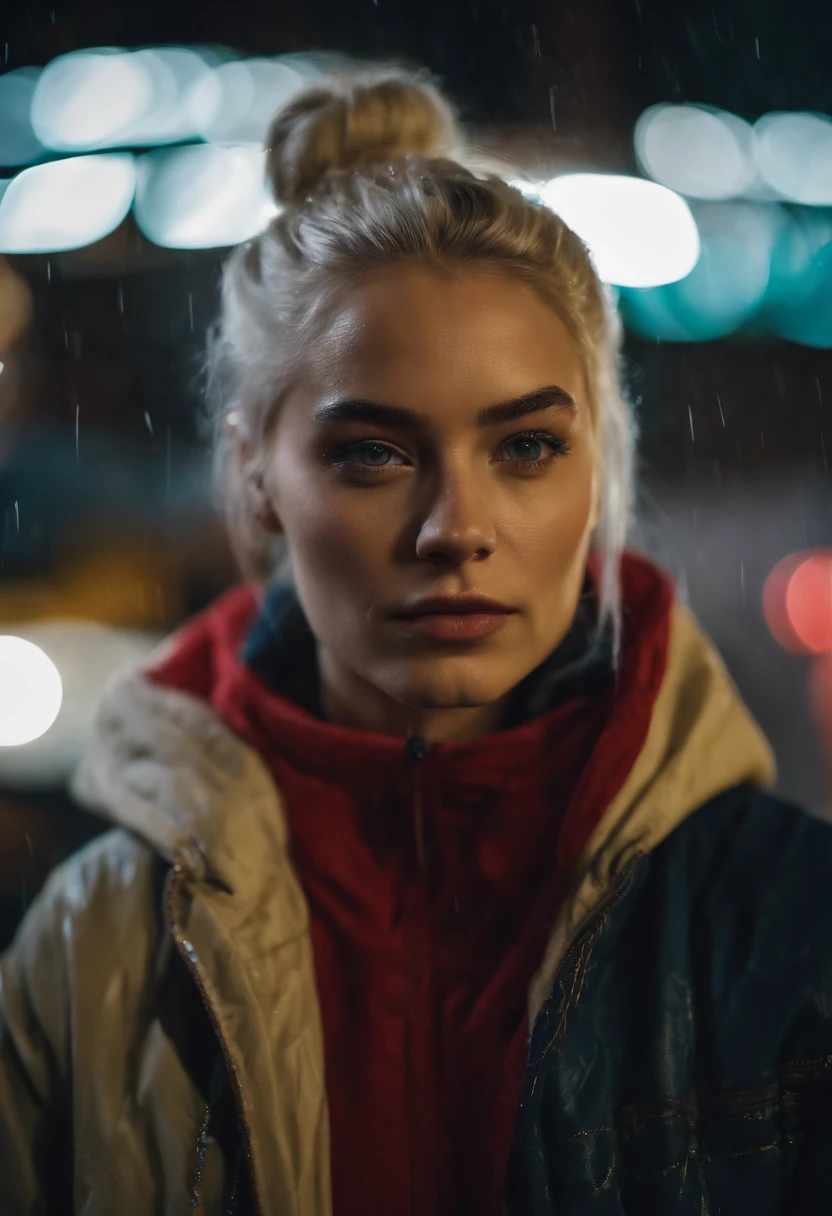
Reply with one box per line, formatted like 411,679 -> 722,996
328,430 -> 572,477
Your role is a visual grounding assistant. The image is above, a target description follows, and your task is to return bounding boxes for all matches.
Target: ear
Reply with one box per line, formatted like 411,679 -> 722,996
225,412 -> 283,536
251,473 -> 283,535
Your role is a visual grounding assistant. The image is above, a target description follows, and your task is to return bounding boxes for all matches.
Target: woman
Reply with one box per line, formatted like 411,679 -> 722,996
2,69 -> 832,1216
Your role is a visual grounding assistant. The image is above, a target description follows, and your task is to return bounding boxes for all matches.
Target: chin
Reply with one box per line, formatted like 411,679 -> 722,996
379,655 -> 518,711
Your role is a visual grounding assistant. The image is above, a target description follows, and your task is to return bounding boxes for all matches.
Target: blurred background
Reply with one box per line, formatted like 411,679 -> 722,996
2,0 -> 832,947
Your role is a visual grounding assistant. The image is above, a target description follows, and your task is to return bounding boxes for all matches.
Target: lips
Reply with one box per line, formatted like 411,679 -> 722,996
392,596 -> 517,619
390,597 -> 517,642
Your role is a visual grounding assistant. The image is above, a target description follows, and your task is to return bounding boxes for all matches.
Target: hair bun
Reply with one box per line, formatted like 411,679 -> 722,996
265,69 -> 459,206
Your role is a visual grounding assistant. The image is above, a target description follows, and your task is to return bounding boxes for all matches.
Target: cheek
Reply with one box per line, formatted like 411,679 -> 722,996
274,463 -> 387,594
512,456 -> 597,571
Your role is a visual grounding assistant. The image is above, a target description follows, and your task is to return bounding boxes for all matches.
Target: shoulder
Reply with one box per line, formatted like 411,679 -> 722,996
633,786 -> 832,1053
653,783 -> 832,909
1,831 -> 168,1093
4,829 -> 167,995
33,827 -> 165,920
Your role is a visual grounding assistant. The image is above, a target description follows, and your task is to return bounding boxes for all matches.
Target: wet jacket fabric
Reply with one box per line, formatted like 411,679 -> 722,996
1,553 -> 830,1215
140,558 -> 669,1216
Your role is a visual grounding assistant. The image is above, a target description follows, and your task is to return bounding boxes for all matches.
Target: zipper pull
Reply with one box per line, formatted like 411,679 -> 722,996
404,735 -> 428,765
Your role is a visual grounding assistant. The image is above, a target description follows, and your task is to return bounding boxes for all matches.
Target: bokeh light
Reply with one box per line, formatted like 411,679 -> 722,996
119,47 -> 212,146
538,174 -> 700,287
0,636 -> 63,747
32,50 -> 154,152
758,209 -> 832,348
30,47 -> 221,152
0,68 -> 47,167
134,144 -> 277,248
187,57 -> 306,144
619,201 -> 775,341
0,154 -> 136,253
635,103 -> 756,201
764,551 -> 832,655
0,622 -> 158,787
753,112 -> 832,205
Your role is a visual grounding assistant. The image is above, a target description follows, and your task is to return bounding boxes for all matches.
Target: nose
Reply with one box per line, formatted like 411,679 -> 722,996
414,466 -> 497,566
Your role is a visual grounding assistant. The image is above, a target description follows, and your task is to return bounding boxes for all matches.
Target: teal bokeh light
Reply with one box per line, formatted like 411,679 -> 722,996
619,202 -> 776,342
757,209 -> 832,348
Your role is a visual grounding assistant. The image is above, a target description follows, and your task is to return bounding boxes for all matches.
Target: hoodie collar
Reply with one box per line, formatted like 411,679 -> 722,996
227,571 -> 616,788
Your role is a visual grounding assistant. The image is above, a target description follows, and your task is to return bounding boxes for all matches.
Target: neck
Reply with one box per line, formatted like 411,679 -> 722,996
317,647 -> 504,742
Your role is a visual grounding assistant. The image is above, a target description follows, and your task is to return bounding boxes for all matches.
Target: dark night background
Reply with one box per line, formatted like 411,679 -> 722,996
2,0 -> 832,943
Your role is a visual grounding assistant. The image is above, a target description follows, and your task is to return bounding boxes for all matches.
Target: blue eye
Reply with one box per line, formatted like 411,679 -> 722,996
504,435 -> 547,462
355,442 -> 396,466
498,431 -> 569,466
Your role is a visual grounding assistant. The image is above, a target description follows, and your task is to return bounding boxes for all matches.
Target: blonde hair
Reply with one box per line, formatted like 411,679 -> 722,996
207,67 -> 635,645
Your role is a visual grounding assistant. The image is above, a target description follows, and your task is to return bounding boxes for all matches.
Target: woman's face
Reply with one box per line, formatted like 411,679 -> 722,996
260,265 -> 599,739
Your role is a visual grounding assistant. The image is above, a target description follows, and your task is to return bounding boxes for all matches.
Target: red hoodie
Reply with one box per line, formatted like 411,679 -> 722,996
148,554 -> 671,1216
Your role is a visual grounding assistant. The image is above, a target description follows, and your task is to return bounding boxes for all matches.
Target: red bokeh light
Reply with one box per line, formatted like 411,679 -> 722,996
764,550 -> 832,655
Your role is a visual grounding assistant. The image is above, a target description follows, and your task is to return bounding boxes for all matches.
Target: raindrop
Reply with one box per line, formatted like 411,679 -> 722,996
14,501 -> 19,532
754,36 -> 760,59
188,292 -> 194,331
717,395 -> 726,426
144,411 -> 154,434
711,6 -> 734,42
75,403 -> 79,464
688,404 -> 695,442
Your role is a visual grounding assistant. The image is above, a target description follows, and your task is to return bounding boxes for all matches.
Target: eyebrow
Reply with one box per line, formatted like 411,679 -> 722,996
310,384 -> 576,430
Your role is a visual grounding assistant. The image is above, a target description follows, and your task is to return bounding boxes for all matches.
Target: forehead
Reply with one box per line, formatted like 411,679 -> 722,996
305,265 -> 586,409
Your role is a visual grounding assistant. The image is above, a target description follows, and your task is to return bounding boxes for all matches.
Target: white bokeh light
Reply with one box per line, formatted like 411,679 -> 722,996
31,50 -> 154,152
538,173 -> 700,287
635,103 -> 756,201
30,47 -> 213,152
0,622 -> 159,787
753,112 -> 832,205
0,636 -> 63,747
0,154 -> 136,253
121,47 -> 211,145
186,57 -> 305,144
134,144 -> 277,248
